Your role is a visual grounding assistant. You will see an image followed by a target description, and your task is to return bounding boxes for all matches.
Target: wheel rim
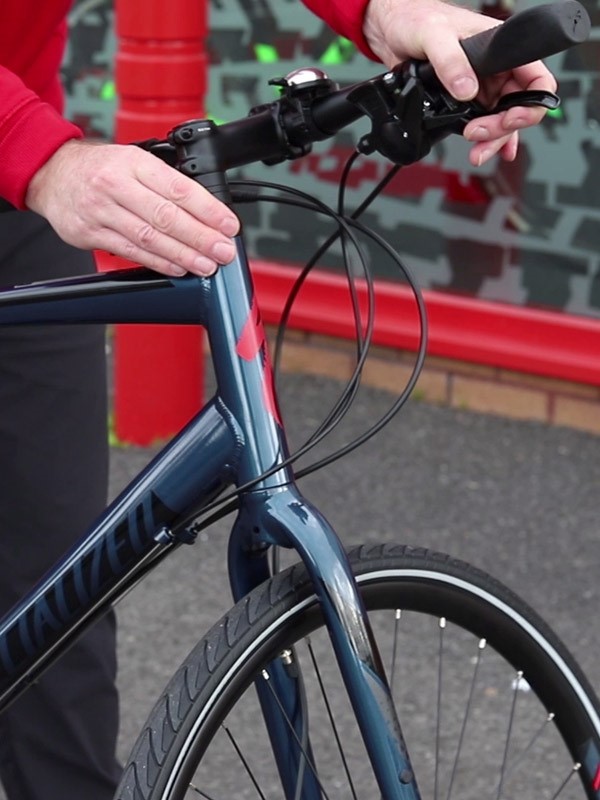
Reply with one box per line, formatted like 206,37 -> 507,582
160,567 -> 600,800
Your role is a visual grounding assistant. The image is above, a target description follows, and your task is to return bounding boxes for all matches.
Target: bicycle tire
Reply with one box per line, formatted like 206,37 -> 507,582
117,543 -> 600,800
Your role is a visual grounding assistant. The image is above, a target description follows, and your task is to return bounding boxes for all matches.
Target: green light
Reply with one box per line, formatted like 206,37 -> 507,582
546,106 -> 564,119
100,80 -> 116,101
207,113 -> 227,126
320,37 -> 354,65
254,43 -> 279,63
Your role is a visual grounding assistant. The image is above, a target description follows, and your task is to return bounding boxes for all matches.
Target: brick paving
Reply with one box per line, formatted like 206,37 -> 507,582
274,329 -> 600,433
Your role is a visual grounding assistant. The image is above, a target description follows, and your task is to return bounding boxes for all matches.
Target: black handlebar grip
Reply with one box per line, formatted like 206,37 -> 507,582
460,0 -> 590,77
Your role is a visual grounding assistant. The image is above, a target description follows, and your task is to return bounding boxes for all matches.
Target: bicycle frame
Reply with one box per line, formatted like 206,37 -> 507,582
0,240 -> 420,798
0,4 -> 591,790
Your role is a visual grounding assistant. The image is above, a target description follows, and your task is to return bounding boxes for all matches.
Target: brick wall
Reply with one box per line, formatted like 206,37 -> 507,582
272,329 -> 600,436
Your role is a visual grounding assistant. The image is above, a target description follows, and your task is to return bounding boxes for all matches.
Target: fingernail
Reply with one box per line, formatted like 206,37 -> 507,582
194,256 -> 217,274
477,148 -> 491,167
467,126 -> 490,141
220,216 -> 239,237
212,241 -> 236,264
451,76 -> 477,101
505,116 -> 526,131
171,266 -> 187,276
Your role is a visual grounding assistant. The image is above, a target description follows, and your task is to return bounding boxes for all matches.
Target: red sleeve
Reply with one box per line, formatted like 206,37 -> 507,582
300,0 -> 379,60
0,67 -> 82,209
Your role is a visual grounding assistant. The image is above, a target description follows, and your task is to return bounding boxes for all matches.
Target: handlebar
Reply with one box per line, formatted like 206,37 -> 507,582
136,1 -> 590,185
461,0 -> 589,75
417,0 -> 589,87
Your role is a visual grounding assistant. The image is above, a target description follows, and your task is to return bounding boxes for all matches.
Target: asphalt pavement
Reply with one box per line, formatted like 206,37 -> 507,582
0,364 -> 596,800
109,367 -> 600,765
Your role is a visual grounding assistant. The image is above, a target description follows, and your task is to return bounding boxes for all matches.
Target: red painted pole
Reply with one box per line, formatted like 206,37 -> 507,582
107,0 -> 208,445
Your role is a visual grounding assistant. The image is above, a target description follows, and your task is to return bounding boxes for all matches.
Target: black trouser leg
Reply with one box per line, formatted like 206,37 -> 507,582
0,211 -> 119,800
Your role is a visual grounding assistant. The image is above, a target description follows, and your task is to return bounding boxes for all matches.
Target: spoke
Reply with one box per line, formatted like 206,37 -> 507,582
494,671 -> 524,800
550,762 -> 582,799
389,609 -> 402,690
188,783 -> 218,799
500,712 -> 556,783
434,617 -> 446,800
445,638 -> 486,800
306,639 -> 359,800
187,729 -> 267,800
223,724 -> 268,800
261,668 -> 333,800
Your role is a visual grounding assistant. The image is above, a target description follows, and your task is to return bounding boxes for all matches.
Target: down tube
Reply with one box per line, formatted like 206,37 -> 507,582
0,399 -> 240,711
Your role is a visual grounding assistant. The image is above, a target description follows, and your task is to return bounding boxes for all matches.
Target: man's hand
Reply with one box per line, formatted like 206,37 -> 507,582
25,139 -> 240,276
363,0 -> 558,166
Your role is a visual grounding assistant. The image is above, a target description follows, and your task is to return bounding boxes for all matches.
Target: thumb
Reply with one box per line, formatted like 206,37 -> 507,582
421,24 -> 480,101
430,46 -> 479,100
448,72 -> 479,101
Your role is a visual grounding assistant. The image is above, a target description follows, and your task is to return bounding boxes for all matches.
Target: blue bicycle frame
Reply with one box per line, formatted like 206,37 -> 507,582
0,4 -> 590,790
0,240 -> 420,799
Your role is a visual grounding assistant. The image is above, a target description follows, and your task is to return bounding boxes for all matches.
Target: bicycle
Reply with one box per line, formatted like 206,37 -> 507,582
0,2 -> 598,798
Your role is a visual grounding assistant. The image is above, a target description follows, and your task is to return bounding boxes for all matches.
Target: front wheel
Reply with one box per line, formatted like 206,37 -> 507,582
118,544 -> 600,800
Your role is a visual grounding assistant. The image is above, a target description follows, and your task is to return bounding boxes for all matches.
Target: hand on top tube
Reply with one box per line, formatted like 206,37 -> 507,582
363,0 -> 558,167
24,139 -> 240,278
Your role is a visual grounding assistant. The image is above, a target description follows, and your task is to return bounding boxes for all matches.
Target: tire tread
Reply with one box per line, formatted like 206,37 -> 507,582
117,543 -> 600,800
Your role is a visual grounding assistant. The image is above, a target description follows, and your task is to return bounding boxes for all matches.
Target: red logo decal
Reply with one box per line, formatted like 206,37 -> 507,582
236,297 -> 282,426
236,297 -> 264,361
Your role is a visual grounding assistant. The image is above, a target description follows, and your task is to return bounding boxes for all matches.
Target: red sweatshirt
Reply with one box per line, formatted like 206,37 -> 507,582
0,0 -> 371,209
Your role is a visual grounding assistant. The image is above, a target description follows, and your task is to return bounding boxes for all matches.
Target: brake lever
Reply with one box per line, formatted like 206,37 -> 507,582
491,89 -> 560,113
345,57 -> 562,168
423,89 -> 560,135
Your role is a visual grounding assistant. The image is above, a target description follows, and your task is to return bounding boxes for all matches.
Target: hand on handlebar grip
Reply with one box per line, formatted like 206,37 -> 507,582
363,0 -> 589,166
